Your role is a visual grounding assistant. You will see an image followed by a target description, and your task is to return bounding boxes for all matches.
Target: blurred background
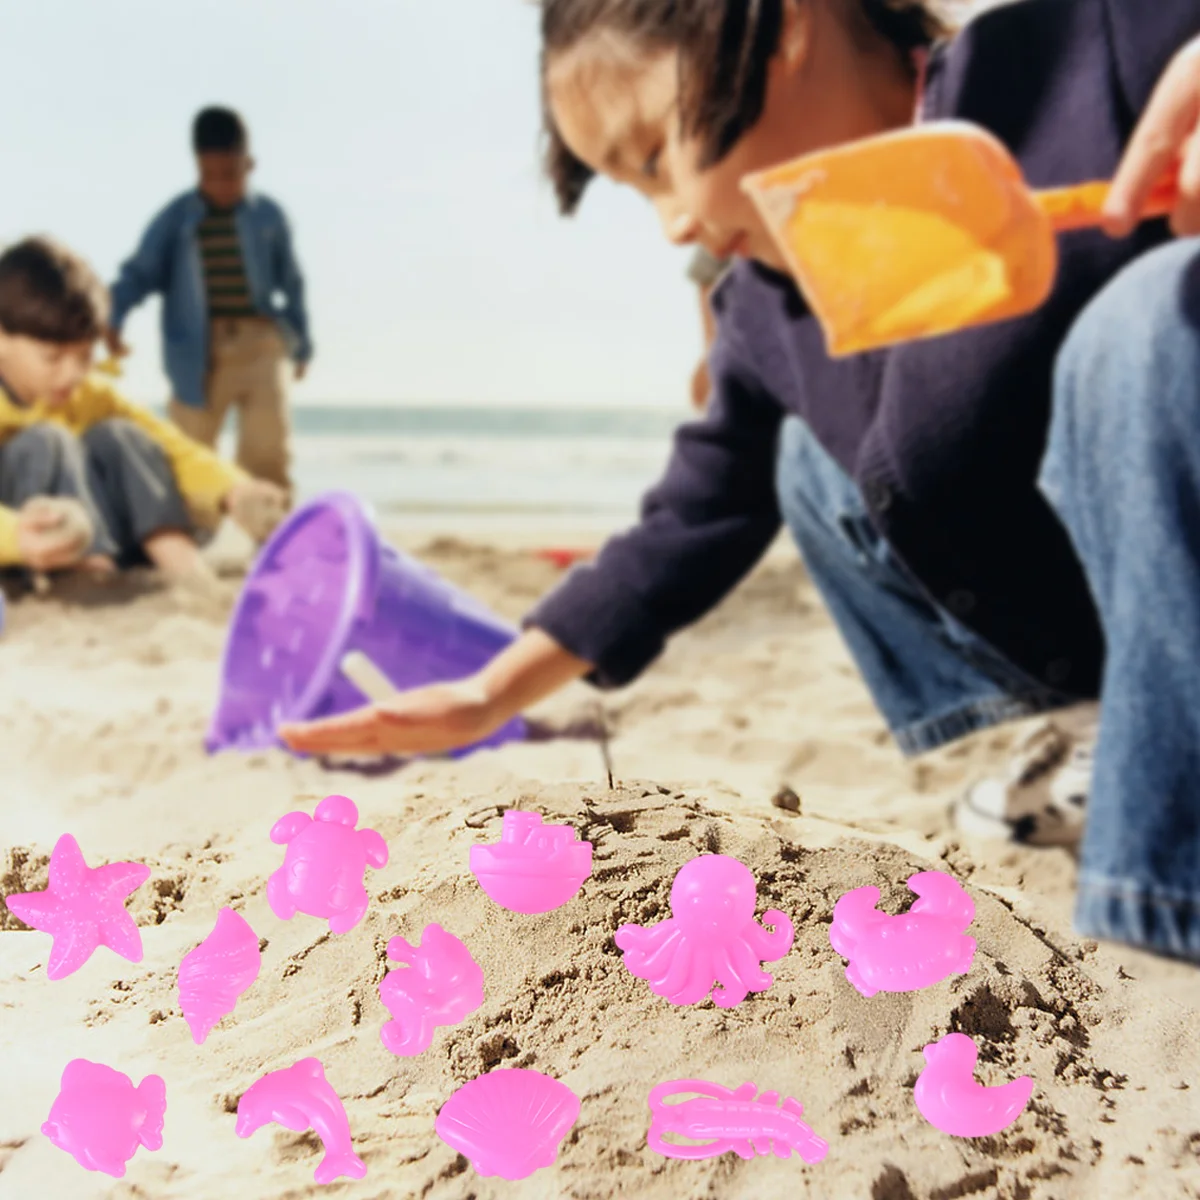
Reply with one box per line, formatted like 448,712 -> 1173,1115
1,0 -> 994,532
2,0 -> 695,529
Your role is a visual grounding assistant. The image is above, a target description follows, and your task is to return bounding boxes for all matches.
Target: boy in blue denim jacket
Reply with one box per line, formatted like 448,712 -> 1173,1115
107,107 -> 312,494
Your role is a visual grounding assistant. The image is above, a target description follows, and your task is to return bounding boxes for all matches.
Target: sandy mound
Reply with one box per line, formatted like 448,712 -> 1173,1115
6,785 -> 1196,1200
1,537 -> 1197,1199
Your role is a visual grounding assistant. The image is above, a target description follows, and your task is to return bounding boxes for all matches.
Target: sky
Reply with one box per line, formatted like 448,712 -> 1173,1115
1,1 -> 702,408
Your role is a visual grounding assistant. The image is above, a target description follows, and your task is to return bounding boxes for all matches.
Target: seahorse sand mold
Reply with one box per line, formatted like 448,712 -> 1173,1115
4,784 -> 1199,1200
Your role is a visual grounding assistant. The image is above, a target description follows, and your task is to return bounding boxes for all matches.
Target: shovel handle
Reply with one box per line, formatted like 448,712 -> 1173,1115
1036,162 -> 1179,233
340,650 -> 397,702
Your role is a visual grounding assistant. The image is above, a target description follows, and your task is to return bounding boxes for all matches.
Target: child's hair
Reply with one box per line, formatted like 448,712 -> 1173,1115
540,0 -> 950,214
0,237 -> 109,343
193,106 -> 249,155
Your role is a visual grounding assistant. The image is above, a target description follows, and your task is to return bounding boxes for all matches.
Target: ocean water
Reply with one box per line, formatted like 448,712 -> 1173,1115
212,404 -> 682,530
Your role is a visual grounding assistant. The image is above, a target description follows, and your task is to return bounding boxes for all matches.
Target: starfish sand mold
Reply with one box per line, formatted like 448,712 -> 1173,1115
3,834 -> 150,980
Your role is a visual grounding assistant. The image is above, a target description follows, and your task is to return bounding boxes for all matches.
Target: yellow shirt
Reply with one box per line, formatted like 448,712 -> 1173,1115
0,374 -> 246,565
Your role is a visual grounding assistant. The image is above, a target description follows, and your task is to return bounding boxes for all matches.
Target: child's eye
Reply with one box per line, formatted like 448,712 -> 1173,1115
641,147 -> 663,179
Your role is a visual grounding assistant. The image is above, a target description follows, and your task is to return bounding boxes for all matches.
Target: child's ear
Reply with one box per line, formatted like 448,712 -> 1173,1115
778,0 -> 815,74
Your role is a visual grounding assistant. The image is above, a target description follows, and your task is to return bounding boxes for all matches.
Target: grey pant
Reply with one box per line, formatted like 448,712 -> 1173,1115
0,420 -> 191,567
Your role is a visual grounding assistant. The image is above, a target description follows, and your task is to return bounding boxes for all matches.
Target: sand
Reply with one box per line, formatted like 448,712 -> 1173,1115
1,529 -> 1198,1200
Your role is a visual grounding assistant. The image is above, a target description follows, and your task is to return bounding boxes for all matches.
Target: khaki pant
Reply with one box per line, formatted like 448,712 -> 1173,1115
170,317 -> 292,492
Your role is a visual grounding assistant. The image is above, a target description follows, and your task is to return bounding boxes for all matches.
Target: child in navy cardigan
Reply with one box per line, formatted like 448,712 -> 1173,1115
286,0 -> 1200,965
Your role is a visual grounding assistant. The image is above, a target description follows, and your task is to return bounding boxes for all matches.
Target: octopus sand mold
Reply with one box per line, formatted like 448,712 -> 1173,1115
615,854 -> 794,1007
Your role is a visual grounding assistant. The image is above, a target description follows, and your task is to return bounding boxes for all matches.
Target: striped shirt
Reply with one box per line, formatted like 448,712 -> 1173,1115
197,204 -> 257,318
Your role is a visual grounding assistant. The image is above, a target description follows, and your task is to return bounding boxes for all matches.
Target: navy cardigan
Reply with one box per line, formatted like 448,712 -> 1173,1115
530,0 -> 1200,697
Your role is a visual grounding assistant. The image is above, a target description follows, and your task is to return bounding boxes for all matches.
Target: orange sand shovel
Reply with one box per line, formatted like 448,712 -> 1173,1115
741,121 -> 1179,357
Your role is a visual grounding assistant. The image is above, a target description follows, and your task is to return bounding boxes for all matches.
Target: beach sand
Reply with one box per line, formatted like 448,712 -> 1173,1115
1,528 -> 1197,1199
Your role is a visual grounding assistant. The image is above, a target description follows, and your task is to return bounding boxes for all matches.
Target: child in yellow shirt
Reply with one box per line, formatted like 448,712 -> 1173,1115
0,237 -> 284,583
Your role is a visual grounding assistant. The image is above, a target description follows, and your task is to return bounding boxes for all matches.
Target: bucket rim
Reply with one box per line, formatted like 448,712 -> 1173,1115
206,491 -> 381,749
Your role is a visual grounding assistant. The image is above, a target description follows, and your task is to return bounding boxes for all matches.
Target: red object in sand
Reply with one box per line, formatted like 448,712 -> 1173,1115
533,548 -> 594,569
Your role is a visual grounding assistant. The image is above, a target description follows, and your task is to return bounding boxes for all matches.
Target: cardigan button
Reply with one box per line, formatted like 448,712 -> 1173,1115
1046,658 -> 1072,686
946,589 -> 977,616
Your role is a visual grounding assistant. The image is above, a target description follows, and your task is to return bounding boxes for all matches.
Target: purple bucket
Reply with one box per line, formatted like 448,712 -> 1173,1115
206,491 -> 526,756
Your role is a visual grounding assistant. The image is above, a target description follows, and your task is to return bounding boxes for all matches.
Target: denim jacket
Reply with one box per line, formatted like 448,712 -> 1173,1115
109,190 -> 313,409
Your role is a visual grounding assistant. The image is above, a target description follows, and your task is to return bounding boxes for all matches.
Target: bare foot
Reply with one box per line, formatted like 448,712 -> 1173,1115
170,561 -> 238,620
144,530 -> 209,579
226,483 -> 287,543
142,530 -> 235,619
78,554 -> 118,583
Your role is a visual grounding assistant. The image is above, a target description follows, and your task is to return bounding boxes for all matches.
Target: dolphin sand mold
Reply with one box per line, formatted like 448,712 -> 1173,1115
235,1057 -> 367,1183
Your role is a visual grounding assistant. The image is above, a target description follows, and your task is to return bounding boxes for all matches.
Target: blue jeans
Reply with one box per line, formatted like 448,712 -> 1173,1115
775,419 -> 1069,758
776,237 -> 1200,962
1042,238 -> 1200,962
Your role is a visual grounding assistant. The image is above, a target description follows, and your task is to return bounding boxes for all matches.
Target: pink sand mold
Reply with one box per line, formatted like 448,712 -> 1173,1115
435,1068 -> 581,1181
3,833 -> 150,980
42,1059 -> 166,1178
236,1058 -> 366,1184
647,1079 -> 829,1164
914,1033 -> 1034,1138
469,810 -> 593,914
267,794 -> 388,934
829,869 -> 976,998
177,907 -> 262,1044
614,854 -> 794,1008
379,923 -> 484,1057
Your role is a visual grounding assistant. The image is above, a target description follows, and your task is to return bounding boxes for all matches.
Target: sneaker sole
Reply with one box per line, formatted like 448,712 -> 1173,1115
952,789 -> 1083,848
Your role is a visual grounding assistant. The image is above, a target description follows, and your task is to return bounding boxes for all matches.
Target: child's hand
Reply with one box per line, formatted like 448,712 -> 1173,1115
16,497 -> 93,571
224,479 -> 287,542
1105,36 -> 1200,237
279,678 -> 498,757
279,628 -> 592,757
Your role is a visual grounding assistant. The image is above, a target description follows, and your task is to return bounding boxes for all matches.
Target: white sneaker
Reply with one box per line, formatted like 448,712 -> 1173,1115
953,703 -> 1097,847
